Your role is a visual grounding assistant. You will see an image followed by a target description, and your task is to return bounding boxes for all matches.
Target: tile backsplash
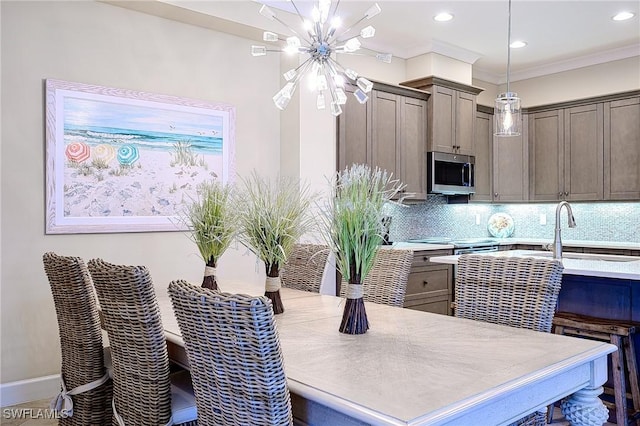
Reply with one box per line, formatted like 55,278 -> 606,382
385,197 -> 640,244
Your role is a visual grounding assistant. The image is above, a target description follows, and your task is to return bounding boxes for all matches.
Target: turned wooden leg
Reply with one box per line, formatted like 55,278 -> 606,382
561,386 -> 609,426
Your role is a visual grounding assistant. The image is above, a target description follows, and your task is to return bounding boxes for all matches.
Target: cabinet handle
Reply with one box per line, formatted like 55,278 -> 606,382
564,191 -> 569,196
494,192 -> 499,198
422,280 -> 429,286
559,192 -> 563,198
423,256 -> 430,262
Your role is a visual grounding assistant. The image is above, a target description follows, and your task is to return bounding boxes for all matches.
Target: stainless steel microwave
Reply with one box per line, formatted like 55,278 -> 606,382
427,151 -> 475,195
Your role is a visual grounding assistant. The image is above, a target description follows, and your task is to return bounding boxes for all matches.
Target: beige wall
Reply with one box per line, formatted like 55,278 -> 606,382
505,57 -> 640,107
0,1 -> 281,383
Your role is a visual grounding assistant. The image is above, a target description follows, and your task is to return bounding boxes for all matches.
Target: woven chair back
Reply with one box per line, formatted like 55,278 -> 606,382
455,254 -> 564,333
340,249 -> 413,307
43,252 -> 112,426
168,280 -> 293,426
87,259 -> 171,426
281,243 -> 329,293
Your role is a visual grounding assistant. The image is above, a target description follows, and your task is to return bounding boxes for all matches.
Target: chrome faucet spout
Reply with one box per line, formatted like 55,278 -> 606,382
553,201 -> 576,260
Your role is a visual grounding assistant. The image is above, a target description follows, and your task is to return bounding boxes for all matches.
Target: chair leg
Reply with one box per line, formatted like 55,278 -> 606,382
622,335 -> 640,426
611,334 -> 628,426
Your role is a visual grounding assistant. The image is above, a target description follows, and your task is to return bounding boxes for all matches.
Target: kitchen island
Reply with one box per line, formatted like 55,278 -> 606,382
429,249 -> 640,416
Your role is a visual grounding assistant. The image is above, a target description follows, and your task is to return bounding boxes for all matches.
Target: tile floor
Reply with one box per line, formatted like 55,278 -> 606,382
1,397 -> 617,425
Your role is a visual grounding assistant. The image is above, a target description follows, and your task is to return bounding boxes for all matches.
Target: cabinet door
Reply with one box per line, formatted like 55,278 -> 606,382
529,110 -> 563,201
604,97 -> 640,200
429,85 -> 455,153
371,91 -> 401,179
400,97 -> 427,200
455,92 -> 476,155
564,104 -> 603,200
493,115 -> 529,202
337,87 -> 370,171
470,110 -> 492,202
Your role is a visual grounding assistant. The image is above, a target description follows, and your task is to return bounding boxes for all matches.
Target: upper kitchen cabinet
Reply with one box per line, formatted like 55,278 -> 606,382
400,76 -> 483,156
493,115 -> 529,202
529,104 -> 604,201
471,107 -> 528,203
604,96 -> 640,200
469,108 -> 493,202
336,82 -> 429,200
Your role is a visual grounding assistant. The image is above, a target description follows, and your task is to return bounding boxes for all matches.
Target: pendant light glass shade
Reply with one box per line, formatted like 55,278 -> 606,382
494,0 -> 522,136
494,92 -> 521,136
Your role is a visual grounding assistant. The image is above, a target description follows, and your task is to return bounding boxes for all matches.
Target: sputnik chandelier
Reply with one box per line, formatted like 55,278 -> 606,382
251,0 -> 391,116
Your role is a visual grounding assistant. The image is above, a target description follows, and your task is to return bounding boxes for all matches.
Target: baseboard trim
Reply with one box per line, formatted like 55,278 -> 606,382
0,374 -> 60,407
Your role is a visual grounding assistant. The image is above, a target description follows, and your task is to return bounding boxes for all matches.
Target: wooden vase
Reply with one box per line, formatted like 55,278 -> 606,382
201,258 -> 218,291
339,277 -> 369,334
265,263 -> 284,314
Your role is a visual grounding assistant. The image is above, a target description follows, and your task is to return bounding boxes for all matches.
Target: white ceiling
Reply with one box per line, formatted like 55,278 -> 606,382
160,0 -> 640,83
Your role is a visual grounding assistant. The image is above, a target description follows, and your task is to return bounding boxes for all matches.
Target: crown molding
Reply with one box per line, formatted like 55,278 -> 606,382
475,44 -> 640,85
405,39 -> 482,65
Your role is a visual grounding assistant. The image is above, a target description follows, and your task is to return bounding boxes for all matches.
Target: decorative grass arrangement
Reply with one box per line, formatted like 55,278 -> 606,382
181,180 -> 237,290
322,164 -> 404,334
237,172 -> 315,314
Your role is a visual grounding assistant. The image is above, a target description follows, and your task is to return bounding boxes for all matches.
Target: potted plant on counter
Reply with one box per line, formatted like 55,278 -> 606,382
237,172 -> 315,314
322,164 -> 404,334
181,180 -> 237,290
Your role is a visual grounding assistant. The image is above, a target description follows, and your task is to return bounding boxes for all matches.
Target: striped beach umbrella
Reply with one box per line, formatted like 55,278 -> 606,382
93,144 -> 116,164
117,144 -> 139,166
65,141 -> 90,163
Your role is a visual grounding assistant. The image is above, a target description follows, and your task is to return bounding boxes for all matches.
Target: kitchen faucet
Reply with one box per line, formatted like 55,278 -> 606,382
552,201 -> 577,260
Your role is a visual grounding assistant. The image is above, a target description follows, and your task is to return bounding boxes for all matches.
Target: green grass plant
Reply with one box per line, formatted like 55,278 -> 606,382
180,180 -> 237,290
322,164 -> 404,333
236,172 -> 316,313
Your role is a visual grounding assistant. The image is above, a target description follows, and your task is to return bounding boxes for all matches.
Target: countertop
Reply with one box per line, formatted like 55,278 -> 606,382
391,239 -> 639,252
428,250 -> 640,281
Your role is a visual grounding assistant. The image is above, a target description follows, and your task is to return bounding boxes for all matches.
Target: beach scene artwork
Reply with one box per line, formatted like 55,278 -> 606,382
46,79 -> 235,233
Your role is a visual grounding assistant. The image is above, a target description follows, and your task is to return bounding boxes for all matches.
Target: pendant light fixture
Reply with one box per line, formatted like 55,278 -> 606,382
251,1 -> 391,116
494,0 -> 522,136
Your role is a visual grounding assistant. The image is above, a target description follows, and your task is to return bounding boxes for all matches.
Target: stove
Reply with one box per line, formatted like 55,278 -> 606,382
407,237 -> 500,254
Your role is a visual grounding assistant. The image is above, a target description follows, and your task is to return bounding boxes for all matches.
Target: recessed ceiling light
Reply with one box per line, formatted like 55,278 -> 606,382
612,11 -> 635,21
434,12 -> 454,22
510,41 -> 527,48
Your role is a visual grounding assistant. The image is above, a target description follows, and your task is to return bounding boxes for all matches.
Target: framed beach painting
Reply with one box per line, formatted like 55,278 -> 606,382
45,79 -> 236,234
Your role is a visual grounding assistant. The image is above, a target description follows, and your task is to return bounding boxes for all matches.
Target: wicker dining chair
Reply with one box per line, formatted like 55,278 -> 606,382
340,249 -> 414,307
454,254 -> 564,426
281,243 -> 329,293
168,279 -> 292,426
43,252 -> 112,425
87,258 -> 197,426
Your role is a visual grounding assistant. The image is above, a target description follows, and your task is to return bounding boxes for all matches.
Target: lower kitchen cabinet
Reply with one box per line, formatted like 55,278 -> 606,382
404,250 -> 453,315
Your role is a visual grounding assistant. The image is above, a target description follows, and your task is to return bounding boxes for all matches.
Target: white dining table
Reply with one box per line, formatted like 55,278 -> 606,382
158,280 -> 616,426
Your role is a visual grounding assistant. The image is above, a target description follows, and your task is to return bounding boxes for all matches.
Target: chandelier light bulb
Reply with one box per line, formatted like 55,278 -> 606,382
263,31 -> 279,42
317,93 -> 326,110
365,3 -> 381,19
251,45 -> 267,56
343,37 -> 362,53
360,25 -> 375,38
283,69 -> 297,81
259,5 -> 276,20
253,0 -> 389,115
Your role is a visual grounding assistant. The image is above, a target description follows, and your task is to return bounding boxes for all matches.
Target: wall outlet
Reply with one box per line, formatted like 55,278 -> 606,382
540,213 -> 547,225
475,214 -> 481,225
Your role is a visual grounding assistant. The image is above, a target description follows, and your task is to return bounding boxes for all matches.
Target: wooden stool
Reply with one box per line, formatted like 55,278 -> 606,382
553,312 -> 640,426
